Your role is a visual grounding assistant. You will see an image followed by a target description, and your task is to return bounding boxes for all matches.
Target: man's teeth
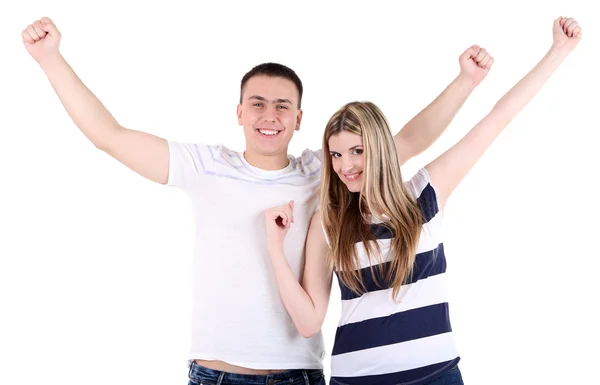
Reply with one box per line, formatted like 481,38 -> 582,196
259,129 -> 279,136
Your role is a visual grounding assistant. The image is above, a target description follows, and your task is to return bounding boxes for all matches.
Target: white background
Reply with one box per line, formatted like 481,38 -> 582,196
1,1 -> 598,384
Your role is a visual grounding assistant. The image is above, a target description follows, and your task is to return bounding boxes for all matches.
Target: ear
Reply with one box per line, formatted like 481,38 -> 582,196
295,109 -> 303,131
236,104 -> 243,126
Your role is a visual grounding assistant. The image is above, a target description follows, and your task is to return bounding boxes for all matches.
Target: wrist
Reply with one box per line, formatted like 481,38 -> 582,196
268,244 -> 285,258
269,248 -> 290,270
39,52 -> 65,72
454,73 -> 478,93
548,43 -> 573,59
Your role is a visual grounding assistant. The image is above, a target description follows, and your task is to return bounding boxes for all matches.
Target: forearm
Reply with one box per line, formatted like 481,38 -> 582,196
429,45 -> 572,207
394,74 -> 476,158
40,54 -> 122,150
493,45 -> 569,122
270,249 -> 321,337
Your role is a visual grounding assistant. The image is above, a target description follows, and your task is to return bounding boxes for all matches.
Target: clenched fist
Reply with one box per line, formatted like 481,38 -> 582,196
459,45 -> 494,87
264,200 -> 295,253
22,17 -> 62,65
553,17 -> 582,53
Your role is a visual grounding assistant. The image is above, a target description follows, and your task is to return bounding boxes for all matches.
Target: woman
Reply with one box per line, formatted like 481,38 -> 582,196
264,17 -> 581,385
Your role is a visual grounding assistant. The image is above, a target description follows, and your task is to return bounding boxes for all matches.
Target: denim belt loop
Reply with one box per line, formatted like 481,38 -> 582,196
216,371 -> 225,385
302,370 -> 310,385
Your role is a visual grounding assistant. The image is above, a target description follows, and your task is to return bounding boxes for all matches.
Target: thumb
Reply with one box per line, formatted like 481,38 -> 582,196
40,17 -> 59,37
460,45 -> 480,60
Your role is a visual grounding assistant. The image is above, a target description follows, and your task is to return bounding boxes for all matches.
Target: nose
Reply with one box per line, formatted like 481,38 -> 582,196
262,104 -> 277,123
342,157 -> 354,173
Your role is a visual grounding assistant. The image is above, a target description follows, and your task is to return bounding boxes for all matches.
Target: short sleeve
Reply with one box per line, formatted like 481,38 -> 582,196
313,148 -> 323,162
404,168 -> 440,223
167,141 -> 207,191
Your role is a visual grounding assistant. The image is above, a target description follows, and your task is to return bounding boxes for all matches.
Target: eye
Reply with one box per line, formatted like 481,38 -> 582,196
253,102 -> 263,107
277,105 -> 289,110
352,149 -> 363,155
330,153 -> 341,159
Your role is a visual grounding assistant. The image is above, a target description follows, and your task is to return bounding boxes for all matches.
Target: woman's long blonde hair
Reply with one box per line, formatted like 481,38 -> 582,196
320,101 -> 423,300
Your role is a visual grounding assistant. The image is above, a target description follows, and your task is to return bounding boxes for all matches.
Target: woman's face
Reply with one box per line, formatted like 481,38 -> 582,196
328,131 -> 365,193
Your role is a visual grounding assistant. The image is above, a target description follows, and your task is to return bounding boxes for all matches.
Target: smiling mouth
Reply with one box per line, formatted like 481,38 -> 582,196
257,129 -> 282,137
343,172 -> 362,181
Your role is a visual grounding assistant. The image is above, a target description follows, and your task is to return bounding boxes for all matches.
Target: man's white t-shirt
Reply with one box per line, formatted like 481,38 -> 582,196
168,141 -> 325,370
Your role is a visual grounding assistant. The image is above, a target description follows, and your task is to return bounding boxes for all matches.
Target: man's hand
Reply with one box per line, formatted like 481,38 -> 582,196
22,17 -> 62,66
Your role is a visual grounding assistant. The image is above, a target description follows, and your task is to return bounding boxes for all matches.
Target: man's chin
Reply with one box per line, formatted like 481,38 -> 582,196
251,141 -> 290,154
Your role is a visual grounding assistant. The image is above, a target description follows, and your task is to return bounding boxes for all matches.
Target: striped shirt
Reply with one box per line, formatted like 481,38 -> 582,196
330,168 -> 459,385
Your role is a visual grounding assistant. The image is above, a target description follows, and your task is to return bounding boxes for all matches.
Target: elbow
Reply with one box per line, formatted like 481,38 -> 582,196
299,329 -> 318,339
491,102 -> 507,115
489,105 -> 514,127
298,323 -> 320,339
94,140 -> 108,152
94,125 -> 123,153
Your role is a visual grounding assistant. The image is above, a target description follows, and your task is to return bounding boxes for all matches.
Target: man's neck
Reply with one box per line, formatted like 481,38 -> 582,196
243,150 -> 290,171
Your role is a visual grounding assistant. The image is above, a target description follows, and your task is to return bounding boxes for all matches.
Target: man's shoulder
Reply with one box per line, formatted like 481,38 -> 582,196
290,148 -> 323,176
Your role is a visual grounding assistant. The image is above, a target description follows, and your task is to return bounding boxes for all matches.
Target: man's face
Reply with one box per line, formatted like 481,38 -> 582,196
237,76 -> 302,159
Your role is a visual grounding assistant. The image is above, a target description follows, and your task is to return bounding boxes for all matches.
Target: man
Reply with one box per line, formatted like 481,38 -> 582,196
22,16 -> 492,385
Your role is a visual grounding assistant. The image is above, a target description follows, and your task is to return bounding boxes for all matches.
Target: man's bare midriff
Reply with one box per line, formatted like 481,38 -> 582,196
194,359 -> 288,375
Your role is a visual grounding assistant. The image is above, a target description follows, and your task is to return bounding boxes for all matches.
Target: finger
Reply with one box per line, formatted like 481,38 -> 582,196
485,57 -> 494,69
26,25 -> 42,41
563,18 -> 575,33
22,29 -> 35,44
567,21 -> 578,37
479,54 -> 492,68
474,48 -> 487,63
32,21 -> 47,39
572,26 -> 582,39
278,209 -> 290,226
267,208 -> 286,224
282,207 -> 293,227
558,16 -> 566,27
475,53 -> 486,67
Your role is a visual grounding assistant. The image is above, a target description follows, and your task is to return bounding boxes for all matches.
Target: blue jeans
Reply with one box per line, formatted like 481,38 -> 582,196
424,365 -> 464,385
188,361 -> 326,385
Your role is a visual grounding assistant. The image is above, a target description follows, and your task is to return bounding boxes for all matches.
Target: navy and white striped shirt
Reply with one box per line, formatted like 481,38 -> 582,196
330,168 -> 459,385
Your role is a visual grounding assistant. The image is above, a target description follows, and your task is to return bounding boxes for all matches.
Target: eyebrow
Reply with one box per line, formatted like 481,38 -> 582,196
248,95 -> 292,105
329,145 -> 363,154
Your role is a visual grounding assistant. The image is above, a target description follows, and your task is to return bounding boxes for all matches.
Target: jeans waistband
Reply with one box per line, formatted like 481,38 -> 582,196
188,361 -> 324,385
